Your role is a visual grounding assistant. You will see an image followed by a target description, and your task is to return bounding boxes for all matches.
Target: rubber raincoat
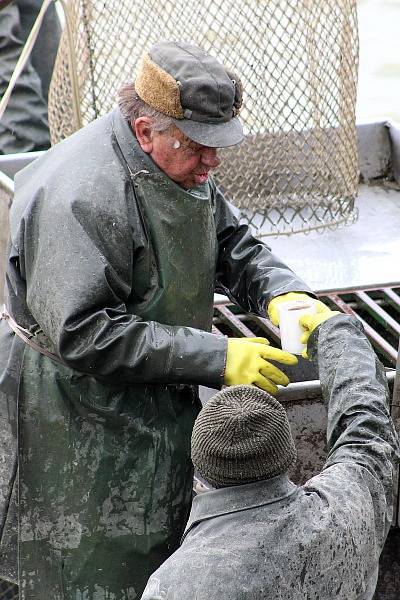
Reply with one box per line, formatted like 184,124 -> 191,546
0,108 -> 310,599
141,315 -> 400,600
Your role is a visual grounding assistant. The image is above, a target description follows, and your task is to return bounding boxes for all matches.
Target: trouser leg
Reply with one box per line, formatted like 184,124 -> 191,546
0,1 -> 60,153
18,0 -> 61,100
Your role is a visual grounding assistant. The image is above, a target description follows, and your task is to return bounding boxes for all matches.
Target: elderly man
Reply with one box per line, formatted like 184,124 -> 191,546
0,41 -> 324,598
141,310 -> 399,600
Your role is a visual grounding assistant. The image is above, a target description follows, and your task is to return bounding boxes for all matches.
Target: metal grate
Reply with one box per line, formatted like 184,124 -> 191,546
2,287 -> 399,596
213,286 -> 400,368
212,286 -> 400,521
49,0 -> 359,235
212,286 -> 400,600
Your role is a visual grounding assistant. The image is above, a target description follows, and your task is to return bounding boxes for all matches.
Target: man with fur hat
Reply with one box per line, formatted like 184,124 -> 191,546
142,310 -> 399,600
0,40 -> 326,597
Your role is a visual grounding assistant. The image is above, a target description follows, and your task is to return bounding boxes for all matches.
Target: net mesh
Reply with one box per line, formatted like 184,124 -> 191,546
0,579 -> 18,599
49,0 -> 359,235
0,188 -> 11,305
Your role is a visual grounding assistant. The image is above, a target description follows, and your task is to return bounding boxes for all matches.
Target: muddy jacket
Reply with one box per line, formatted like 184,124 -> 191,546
0,108 -> 310,599
142,315 -> 400,600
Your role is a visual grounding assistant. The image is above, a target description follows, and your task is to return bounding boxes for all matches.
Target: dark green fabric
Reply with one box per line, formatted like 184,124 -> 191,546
130,171 -> 216,327
18,352 -> 199,598
15,165 -> 217,598
0,108 -> 311,597
7,110 -> 228,386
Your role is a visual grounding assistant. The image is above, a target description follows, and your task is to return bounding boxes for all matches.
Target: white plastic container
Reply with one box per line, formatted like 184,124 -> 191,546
277,300 -> 317,355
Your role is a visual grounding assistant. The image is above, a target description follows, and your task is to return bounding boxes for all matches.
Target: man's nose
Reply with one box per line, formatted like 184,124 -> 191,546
201,148 -> 221,168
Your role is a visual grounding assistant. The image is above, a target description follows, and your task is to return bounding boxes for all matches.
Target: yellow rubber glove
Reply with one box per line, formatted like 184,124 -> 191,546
299,309 -> 341,358
224,337 -> 298,395
267,292 -> 330,326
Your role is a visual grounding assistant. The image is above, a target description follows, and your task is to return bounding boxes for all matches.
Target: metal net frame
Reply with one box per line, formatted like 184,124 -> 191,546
49,0 -> 359,236
0,181 -> 12,306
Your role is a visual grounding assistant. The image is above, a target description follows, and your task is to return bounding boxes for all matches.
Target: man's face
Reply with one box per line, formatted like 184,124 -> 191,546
136,122 -> 221,189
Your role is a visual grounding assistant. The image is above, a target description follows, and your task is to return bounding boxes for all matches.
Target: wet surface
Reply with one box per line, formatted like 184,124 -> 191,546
357,0 -> 400,123
264,184 -> 400,292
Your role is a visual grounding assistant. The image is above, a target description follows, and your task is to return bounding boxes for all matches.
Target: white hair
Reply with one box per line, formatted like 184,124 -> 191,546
118,82 -> 174,134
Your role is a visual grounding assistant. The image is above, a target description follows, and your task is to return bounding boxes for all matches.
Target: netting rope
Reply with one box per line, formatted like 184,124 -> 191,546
49,0 -> 359,235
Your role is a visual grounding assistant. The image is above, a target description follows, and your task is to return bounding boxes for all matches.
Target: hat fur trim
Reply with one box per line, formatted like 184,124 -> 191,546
135,53 -> 184,119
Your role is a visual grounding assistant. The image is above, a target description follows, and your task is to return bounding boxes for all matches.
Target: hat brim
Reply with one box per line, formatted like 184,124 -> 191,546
173,116 -> 243,148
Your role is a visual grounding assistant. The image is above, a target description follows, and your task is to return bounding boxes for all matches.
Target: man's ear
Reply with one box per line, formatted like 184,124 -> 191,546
133,117 -> 153,153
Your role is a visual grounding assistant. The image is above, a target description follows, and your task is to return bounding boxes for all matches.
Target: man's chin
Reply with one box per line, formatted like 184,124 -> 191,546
172,174 -> 210,190
193,173 -> 209,186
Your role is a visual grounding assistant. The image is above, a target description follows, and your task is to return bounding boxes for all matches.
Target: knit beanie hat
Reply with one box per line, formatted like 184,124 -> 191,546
191,385 -> 297,487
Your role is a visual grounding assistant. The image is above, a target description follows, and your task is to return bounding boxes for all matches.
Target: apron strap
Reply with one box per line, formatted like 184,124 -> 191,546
1,309 -> 65,366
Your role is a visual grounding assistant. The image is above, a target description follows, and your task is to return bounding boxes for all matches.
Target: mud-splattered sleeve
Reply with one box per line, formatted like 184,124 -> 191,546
307,314 -> 400,544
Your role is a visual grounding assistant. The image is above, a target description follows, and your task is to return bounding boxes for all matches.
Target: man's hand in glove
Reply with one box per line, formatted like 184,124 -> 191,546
267,292 -> 330,326
299,310 -> 341,358
224,337 -> 298,395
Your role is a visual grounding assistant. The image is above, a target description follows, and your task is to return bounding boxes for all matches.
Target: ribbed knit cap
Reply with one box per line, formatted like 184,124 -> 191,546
191,385 -> 297,487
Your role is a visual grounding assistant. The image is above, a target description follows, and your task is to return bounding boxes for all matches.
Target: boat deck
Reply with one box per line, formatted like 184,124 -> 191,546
262,183 -> 400,293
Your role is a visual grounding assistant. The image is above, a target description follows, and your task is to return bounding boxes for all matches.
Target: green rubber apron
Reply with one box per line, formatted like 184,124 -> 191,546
17,172 -> 217,599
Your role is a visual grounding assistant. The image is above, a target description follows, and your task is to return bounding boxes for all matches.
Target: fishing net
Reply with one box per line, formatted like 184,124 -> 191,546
0,186 -> 11,305
49,0 -> 359,235
0,579 -> 18,599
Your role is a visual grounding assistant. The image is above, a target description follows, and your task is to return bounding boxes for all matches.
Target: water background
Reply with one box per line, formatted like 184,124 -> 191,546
357,0 -> 400,123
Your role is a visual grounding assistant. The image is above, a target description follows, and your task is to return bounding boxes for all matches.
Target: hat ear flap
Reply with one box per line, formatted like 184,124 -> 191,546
226,70 -> 243,116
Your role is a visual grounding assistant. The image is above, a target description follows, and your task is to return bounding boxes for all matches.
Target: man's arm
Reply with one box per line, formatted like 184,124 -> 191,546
9,166 -> 227,388
211,181 -> 313,315
308,314 -> 400,541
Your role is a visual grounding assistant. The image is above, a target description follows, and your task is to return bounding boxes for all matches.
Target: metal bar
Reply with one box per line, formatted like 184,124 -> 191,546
214,296 -> 233,306
320,287 -> 400,299
0,171 -> 14,197
213,303 -> 281,343
214,315 -> 244,326
211,324 -> 223,336
382,287 -> 400,310
328,297 -> 386,310
215,288 -> 400,308
214,305 -> 255,337
314,284 -> 400,296
214,296 -> 398,319
313,282 -> 400,295
0,151 -> 44,179
327,294 -> 398,365
278,369 -> 396,402
355,290 -> 400,336
248,315 -> 281,343
213,288 -> 400,363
